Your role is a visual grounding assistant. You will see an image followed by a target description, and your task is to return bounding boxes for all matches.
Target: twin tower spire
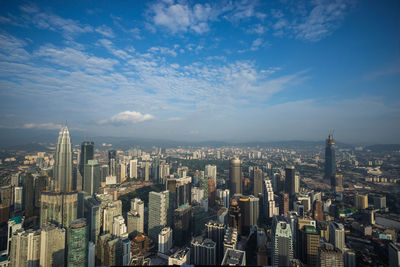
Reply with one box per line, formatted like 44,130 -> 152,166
53,125 -> 73,192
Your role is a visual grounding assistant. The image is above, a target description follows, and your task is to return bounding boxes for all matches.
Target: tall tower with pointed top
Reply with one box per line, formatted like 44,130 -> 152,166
54,126 -> 73,192
324,134 -> 336,180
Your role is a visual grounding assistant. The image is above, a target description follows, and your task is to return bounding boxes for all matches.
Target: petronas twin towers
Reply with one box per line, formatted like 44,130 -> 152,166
54,125 -> 73,192
41,125 -> 77,228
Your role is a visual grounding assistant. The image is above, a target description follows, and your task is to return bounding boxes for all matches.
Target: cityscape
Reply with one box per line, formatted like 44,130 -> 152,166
1,0 -> 400,267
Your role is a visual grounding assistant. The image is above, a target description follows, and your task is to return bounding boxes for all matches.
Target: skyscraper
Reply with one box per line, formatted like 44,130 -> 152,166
158,227 -> 173,254
9,229 -> 41,267
129,159 -> 138,179
285,166 -> 299,198
79,141 -> 94,186
228,199 -> 242,236
264,179 -> 277,218
40,191 -> 78,228
238,195 -> 259,234
22,174 -> 34,219
83,160 -> 100,196
271,216 -> 294,267
329,221 -> 345,251
325,134 -> 336,180
68,218 -> 89,267
208,178 -> 216,208
277,192 -> 289,217
229,157 -> 242,196
173,204 -> 192,246
108,150 -> 117,177
191,236 -> 216,265
206,221 -> 226,264
54,126 -> 73,192
331,173 -> 343,192
148,191 -> 172,241
40,224 -> 66,267
318,243 -> 343,267
298,225 -> 320,266
253,168 -> 263,196
205,165 -> 217,183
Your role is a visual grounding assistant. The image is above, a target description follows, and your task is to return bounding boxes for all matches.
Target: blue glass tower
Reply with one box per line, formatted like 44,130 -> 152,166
324,134 -> 336,180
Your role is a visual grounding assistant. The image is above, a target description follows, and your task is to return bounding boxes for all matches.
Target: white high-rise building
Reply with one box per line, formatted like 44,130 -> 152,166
191,187 -> 204,204
14,187 -> 23,211
128,198 -> 144,233
329,222 -> 345,251
129,159 -> 138,179
271,216 -> 293,267
40,224 -> 66,267
7,216 -> 24,256
158,227 -> 173,254
9,229 -> 41,267
264,179 -> 277,218
112,215 -> 127,237
88,241 -> 95,267
148,191 -> 172,241
205,165 -> 217,183
222,189 -> 230,208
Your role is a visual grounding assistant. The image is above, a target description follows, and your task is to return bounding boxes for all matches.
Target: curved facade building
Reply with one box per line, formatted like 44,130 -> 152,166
229,158 -> 242,196
54,126 -> 73,192
68,218 -> 88,267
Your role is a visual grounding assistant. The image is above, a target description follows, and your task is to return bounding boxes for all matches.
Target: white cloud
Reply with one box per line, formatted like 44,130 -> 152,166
100,111 -> 155,125
24,122 -> 62,130
148,46 -> 178,57
95,25 -> 115,38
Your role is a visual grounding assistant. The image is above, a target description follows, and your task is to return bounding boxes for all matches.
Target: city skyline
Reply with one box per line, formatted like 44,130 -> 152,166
0,0 -> 399,144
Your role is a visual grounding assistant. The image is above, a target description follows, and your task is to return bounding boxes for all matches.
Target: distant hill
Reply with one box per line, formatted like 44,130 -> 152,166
366,144 -> 400,153
2,143 -> 50,152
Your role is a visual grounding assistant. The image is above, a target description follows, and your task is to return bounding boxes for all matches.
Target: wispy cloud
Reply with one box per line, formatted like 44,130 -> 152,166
100,111 -> 155,125
95,25 -> 115,38
24,122 -> 62,130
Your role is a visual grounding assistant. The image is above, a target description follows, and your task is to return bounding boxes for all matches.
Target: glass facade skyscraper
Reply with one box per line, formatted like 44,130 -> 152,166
68,218 -> 88,267
324,134 -> 336,180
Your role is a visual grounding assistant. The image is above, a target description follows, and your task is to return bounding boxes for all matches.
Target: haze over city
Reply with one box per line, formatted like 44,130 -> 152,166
0,0 -> 399,144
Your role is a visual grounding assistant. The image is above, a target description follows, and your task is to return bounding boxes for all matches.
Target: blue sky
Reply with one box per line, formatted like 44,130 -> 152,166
0,0 -> 399,143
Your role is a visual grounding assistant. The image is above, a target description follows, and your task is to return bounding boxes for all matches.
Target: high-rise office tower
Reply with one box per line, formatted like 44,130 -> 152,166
83,196 -> 100,244
144,161 -> 150,181
253,168 -> 263,196
79,141 -> 94,188
68,218 -> 89,267
313,200 -> 324,221
191,236 -> 217,265
112,215 -> 127,237
54,126 -> 73,192
298,225 -> 320,266
206,221 -> 226,264
388,242 -> 400,267
318,243 -> 343,267
238,195 -> 259,234
148,191 -> 172,241
329,221 -> 345,251
205,165 -> 217,183
40,224 -> 66,267
228,199 -> 242,236
158,227 -> 173,254
285,166 -> 299,198
6,217 -> 24,256
173,204 -> 192,246
223,227 -> 238,254
355,194 -> 368,209
84,160 -> 100,196
325,134 -> 336,180
271,216 -> 294,267
229,157 -> 242,196
108,150 -> 117,177
221,249 -> 246,266
102,204 -> 120,234
264,179 -> 277,218
331,174 -> 343,192
14,186 -> 23,212
9,228 -> 41,267
22,174 -> 34,219
169,247 -> 191,265
278,192 -> 289,217
129,198 -> 144,233
34,176 -> 47,211
208,178 -> 216,208
40,191 -> 78,228
166,177 -> 192,209
129,159 -> 138,179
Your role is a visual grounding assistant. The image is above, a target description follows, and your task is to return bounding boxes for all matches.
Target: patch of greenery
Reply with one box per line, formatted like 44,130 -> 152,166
118,184 -> 164,212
